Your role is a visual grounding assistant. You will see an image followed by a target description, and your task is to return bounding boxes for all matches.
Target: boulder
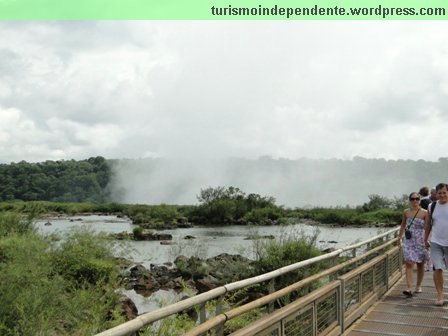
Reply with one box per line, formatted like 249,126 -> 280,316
119,295 -> 138,320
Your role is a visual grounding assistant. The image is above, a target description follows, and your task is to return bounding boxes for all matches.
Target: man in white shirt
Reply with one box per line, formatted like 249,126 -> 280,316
425,183 -> 448,306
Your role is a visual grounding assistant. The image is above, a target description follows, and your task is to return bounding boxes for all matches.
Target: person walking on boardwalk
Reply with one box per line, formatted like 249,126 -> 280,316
419,186 -> 431,210
430,188 -> 438,203
398,192 -> 428,297
425,183 -> 448,306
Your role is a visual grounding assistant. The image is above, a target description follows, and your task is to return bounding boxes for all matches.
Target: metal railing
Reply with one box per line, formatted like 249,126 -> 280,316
96,227 -> 402,336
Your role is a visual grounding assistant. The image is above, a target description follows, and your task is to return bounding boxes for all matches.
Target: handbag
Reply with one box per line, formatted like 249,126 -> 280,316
405,208 -> 420,239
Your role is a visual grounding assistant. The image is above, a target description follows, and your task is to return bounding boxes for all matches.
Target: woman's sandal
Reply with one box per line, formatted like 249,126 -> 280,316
403,290 -> 413,297
414,287 -> 422,293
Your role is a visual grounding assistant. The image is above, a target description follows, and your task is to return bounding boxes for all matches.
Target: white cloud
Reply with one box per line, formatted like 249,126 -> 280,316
1,21 -> 448,163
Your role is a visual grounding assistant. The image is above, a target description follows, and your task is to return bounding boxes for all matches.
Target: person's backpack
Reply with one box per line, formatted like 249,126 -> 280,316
420,198 -> 431,210
430,201 -> 437,222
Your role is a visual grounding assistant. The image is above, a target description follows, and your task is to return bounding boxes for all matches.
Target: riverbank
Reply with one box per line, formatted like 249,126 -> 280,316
1,199 -> 402,229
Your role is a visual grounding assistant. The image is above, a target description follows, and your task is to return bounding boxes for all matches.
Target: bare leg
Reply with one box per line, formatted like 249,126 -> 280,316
415,262 -> 424,291
434,269 -> 444,302
405,262 -> 414,291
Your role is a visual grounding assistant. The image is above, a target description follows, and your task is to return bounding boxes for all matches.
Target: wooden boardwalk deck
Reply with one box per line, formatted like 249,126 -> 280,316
344,269 -> 448,336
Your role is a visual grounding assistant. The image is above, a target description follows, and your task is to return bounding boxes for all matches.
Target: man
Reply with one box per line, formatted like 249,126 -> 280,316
425,183 -> 448,306
419,186 -> 431,210
430,188 -> 438,203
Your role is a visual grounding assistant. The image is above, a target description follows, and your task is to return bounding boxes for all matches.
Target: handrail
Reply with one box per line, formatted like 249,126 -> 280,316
96,226 -> 400,336
184,235 -> 399,336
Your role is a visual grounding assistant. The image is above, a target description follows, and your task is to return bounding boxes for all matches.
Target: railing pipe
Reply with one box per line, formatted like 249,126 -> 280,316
95,227 -> 399,336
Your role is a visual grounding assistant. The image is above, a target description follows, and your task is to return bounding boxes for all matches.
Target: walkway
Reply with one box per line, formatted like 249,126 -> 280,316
344,270 -> 448,336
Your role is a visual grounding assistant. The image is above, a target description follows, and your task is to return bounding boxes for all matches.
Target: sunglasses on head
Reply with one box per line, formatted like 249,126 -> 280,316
410,197 -> 420,201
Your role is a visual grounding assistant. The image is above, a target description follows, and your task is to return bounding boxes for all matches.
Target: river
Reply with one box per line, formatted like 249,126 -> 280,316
35,214 -> 391,268
34,214 -> 395,314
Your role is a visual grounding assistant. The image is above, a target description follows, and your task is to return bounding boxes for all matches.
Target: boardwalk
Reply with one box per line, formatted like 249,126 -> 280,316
344,270 -> 448,336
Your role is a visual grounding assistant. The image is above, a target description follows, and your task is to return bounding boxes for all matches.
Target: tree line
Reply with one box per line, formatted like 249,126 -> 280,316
2,156 -> 447,206
0,156 -> 110,203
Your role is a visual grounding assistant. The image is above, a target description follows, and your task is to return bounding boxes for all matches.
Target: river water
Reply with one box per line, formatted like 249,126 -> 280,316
34,214 -> 395,314
35,214 -> 391,268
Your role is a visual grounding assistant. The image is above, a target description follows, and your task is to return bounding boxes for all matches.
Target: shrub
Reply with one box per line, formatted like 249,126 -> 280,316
133,225 -> 144,239
50,227 -> 118,286
243,206 -> 284,223
0,212 -> 35,237
0,224 -> 124,335
252,228 -> 322,301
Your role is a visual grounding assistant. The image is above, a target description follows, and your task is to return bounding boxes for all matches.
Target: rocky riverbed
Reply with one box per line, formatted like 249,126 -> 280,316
122,253 -> 256,298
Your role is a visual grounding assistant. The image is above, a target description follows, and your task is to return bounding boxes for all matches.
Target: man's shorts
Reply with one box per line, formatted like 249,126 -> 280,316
431,242 -> 448,270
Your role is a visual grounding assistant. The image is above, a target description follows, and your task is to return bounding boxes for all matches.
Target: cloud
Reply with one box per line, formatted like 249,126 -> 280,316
1,21 -> 448,163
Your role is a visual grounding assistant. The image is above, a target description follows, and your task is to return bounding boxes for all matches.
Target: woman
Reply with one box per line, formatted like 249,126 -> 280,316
398,192 -> 429,297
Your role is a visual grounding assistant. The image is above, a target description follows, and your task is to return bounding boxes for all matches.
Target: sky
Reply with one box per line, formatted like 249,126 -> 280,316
1,21 -> 448,206
1,20 -> 448,164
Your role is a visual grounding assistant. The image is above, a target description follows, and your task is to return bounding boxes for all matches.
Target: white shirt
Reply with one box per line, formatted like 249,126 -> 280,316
430,201 -> 448,246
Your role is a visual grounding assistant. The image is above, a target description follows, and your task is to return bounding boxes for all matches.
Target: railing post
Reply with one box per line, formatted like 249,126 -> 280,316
303,268 -> 310,294
339,277 -> 346,333
329,256 -> 338,281
199,302 -> 207,323
215,296 -> 224,336
268,279 -> 275,313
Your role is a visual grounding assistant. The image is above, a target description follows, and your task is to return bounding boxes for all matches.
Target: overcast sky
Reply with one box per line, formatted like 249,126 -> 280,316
1,21 -> 448,164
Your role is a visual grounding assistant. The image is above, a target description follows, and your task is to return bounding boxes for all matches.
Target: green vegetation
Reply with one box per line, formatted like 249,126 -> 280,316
253,229 -> 322,274
252,228 -> 323,305
0,190 -> 405,228
285,194 -> 407,226
0,212 -> 126,335
0,156 -> 110,203
0,156 -> 426,227
190,186 -> 283,225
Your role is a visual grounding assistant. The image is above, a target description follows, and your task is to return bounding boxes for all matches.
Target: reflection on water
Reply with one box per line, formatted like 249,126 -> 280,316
35,215 -> 395,268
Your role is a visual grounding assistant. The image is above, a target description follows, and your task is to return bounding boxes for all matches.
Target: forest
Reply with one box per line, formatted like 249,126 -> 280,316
0,156 -> 110,203
1,156 -> 447,206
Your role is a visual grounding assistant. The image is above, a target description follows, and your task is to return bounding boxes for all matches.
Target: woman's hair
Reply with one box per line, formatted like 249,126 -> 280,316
408,192 -> 419,200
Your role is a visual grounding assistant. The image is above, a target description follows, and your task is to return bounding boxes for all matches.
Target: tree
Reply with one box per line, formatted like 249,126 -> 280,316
361,194 -> 392,212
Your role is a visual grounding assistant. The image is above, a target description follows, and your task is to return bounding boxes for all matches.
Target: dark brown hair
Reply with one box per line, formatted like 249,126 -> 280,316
436,183 -> 448,191
408,192 -> 419,200
419,186 -> 429,197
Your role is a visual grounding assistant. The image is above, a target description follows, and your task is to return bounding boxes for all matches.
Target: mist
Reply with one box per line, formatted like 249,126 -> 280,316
107,157 -> 444,207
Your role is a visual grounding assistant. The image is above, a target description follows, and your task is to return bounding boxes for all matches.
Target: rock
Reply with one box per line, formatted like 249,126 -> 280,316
134,274 -> 160,297
128,264 -> 147,277
176,221 -> 193,228
115,231 -> 131,240
137,231 -> 173,241
195,276 -> 219,293
119,295 -> 138,320
184,235 -> 196,239
122,253 -> 255,300
244,235 -> 275,240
